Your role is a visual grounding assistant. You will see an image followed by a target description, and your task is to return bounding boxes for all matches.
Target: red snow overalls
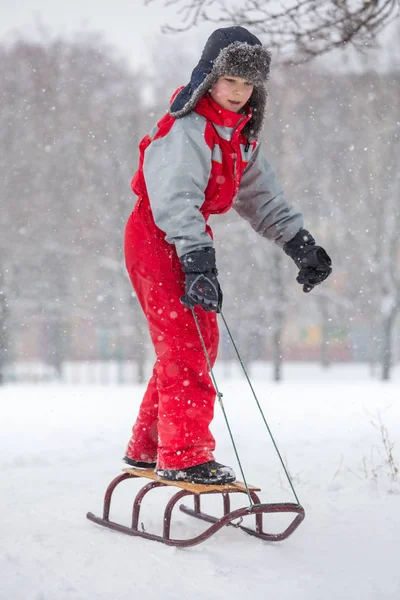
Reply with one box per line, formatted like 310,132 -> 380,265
124,93 -> 256,470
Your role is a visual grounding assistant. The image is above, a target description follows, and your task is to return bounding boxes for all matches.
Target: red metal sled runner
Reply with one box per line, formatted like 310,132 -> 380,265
86,468 -> 305,547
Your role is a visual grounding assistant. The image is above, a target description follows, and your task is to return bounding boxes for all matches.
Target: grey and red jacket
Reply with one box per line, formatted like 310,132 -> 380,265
131,91 -> 303,258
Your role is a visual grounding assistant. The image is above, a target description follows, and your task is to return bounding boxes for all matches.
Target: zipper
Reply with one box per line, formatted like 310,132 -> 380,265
232,151 -> 238,196
232,115 -> 250,196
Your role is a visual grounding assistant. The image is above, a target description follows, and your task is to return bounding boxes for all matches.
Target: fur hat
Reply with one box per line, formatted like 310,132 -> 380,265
170,26 -> 271,139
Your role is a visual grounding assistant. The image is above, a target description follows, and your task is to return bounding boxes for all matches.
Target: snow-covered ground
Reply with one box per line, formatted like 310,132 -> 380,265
1,364 -> 400,600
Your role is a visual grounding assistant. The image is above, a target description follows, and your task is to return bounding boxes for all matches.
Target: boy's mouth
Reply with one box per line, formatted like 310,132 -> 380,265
228,100 -> 241,107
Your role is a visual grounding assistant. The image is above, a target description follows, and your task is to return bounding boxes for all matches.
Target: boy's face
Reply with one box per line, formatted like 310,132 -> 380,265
210,76 -> 254,113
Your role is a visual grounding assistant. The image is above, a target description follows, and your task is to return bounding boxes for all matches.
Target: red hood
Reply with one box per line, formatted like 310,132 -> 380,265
169,88 -> 252,131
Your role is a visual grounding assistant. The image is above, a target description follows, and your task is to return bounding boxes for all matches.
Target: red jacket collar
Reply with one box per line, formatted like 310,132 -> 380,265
194,93 -> 252,133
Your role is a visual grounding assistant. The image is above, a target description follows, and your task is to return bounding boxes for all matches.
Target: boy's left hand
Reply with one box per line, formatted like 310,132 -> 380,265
284,229 -> 332,293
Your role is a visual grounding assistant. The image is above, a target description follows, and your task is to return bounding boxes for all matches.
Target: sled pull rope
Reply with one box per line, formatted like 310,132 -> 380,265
220,310 -> 301,506
191,309 -> 254,507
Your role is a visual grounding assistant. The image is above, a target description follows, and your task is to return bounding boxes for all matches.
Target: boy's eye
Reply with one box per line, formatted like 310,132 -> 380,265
224,77 -> 252,86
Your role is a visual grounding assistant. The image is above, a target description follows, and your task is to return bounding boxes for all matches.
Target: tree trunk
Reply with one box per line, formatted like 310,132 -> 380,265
381,308 -> 398,381
130,294 -> 148,385
318,296 -> 331,368
0,289 -> 8,386
272,327 -> 282,382
271,248 -> 285,382
46,318 -> 69,379
137,349 -> 146,385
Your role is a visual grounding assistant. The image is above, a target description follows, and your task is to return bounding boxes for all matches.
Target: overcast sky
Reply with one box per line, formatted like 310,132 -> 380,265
0,0 -> 210,68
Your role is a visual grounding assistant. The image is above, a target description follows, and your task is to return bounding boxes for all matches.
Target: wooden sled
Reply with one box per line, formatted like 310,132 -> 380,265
87,468 -> 305,547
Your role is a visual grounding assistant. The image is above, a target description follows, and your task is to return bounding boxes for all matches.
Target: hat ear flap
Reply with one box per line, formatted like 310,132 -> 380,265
244,86 -> 267,140
170,71 -> 218,117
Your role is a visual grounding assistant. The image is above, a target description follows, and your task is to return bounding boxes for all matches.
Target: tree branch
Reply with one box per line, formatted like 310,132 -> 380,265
144,0 -> 400,64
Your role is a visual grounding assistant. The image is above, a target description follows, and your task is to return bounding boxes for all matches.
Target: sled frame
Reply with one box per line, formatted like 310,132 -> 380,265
87,469 -> 305,548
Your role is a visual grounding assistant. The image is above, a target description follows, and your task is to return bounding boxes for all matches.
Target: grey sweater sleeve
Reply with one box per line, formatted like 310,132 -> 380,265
143,114 -> 214,258
233,145 -> 303,247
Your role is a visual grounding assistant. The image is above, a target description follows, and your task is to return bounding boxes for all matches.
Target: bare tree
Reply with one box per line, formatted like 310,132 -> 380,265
2,26 -> 399,381
0,267 -> 9,385
145,0 -> 399,63
0,34 -> 149,381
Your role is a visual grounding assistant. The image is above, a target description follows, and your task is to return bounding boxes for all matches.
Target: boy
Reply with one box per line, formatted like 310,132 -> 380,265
123,26 -> 332,484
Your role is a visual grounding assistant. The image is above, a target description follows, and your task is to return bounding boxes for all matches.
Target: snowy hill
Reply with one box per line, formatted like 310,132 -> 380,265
1,367 -> 399,599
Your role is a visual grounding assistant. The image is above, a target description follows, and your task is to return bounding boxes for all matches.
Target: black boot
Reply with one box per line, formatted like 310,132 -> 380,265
156,461 -> 235,485
123,456 -> 156,469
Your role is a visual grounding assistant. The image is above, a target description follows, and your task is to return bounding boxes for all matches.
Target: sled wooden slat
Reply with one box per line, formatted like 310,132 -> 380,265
122,467 -> 261,494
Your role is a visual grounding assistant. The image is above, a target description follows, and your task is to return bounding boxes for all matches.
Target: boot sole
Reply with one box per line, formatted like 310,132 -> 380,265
123,456 -> 156,469
156,470 -> 236,485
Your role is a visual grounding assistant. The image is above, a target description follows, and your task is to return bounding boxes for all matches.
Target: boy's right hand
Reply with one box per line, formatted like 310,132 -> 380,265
180,248 -> 223,312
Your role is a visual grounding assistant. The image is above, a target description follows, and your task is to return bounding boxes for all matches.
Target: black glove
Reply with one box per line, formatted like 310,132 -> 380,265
180,247 -> 222,312
284,229 -> 332,293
